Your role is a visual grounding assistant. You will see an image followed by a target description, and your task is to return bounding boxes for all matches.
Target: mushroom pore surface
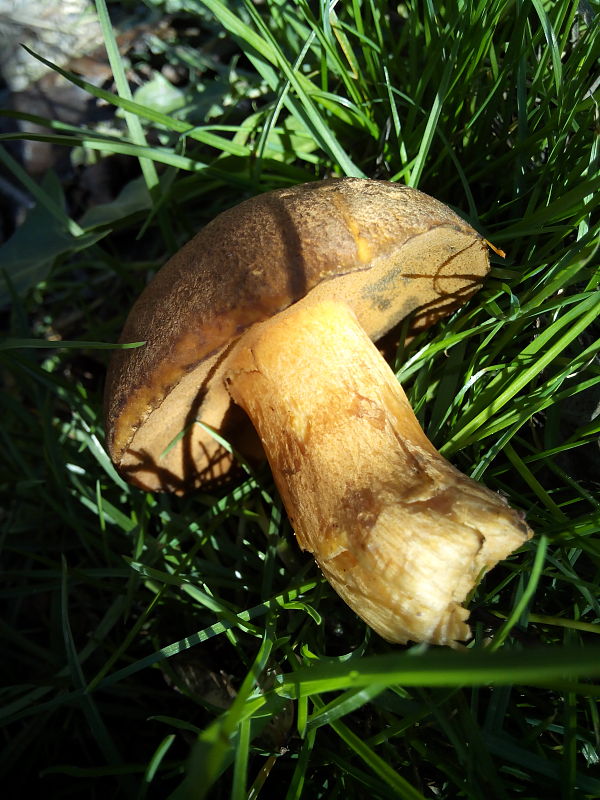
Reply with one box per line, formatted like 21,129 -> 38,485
105,178 -> 490,492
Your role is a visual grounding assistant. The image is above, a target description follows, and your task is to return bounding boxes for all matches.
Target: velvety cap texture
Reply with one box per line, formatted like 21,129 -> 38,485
105,178 -> 489,492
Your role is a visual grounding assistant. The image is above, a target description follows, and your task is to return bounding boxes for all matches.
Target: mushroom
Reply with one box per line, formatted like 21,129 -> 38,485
105,177 -> 532,646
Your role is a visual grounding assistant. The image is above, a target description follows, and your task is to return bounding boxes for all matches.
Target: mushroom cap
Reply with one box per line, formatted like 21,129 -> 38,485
105,177 -> 490,492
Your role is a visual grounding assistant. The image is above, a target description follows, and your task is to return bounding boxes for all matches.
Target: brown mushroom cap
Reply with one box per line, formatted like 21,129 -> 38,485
105,177 -> 490,493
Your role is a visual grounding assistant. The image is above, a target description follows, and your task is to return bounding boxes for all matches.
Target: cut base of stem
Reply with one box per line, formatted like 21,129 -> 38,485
225,299 -> 533,645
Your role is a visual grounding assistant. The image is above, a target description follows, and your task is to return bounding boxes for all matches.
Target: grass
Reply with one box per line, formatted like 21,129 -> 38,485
1,0 -> 599,797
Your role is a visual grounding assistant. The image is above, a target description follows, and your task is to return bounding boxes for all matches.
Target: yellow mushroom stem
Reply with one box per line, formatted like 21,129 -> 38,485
225,299 -> 532,645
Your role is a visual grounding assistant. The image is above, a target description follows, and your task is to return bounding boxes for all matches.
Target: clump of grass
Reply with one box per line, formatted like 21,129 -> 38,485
1,0 -> 599,798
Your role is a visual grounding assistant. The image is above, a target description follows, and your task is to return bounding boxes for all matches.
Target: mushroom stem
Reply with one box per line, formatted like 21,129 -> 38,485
225,300 -> 532,645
